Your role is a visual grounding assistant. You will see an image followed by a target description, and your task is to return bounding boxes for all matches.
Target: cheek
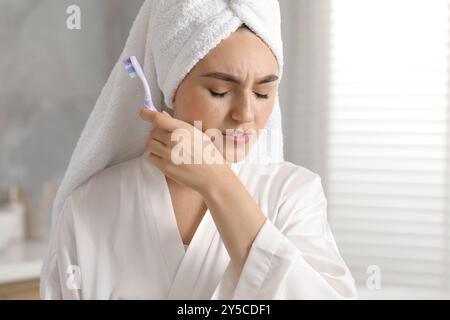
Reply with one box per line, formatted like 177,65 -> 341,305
175,90 -> 225,127
255,99 -> 275,129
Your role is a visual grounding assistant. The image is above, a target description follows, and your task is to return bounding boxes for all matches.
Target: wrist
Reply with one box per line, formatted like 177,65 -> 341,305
199,164 -> 235,198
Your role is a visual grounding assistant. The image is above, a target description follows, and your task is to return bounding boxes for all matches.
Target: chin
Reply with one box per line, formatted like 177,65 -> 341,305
221,136 -> 258,163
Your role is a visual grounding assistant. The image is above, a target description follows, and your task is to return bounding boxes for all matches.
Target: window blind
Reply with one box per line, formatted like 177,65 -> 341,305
280,0 -> 450,298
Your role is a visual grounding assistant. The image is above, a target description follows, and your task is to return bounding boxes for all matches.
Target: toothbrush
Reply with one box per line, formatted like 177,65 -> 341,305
122,56 -> 158,112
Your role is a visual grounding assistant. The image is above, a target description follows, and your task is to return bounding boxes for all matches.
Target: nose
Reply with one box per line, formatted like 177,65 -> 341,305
230,92 -> 255,123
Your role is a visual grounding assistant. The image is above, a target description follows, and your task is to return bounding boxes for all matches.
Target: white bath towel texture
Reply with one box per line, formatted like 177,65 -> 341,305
40,0 -> 285,296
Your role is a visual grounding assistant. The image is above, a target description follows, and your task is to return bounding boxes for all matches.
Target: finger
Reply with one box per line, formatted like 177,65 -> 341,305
148,152 -> 166,170
139,108 -> 180,132
146,138 -> 171,159
139,107 -> 160,124
149,128 -> 172,146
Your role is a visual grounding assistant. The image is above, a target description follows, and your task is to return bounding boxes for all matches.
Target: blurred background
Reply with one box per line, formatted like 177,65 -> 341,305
0,0 -> 449,299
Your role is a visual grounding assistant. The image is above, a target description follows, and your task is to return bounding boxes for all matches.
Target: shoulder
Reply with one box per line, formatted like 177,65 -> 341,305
270,160 -> 322,184
244,160 -> 327,231
279,161 -> 324,197
244,159 -> 324,198
273,162 -> 327,233
63,155 -> 143,220
269,161 -> 325,210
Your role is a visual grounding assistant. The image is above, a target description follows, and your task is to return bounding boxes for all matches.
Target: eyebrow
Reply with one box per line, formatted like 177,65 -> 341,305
200,72 -> 279,85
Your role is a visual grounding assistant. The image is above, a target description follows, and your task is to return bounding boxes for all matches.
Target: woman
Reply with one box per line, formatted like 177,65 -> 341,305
40,0 -> 357,299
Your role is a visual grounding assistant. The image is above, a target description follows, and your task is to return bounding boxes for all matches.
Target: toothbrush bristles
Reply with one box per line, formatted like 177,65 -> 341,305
122,57 -> 132,66
123,57 -> 137,78
122,61 -> 135,78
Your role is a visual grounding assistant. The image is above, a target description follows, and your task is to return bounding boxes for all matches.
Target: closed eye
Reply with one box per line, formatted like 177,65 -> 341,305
209,90 -> 269,100
255,92 -> 269,99
209,90 -> 228,98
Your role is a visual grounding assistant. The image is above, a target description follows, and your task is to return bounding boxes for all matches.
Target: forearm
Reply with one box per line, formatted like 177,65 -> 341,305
200,166 -> 267,277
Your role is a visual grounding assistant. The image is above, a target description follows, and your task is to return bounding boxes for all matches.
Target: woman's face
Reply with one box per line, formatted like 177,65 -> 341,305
171,28 -> 279,162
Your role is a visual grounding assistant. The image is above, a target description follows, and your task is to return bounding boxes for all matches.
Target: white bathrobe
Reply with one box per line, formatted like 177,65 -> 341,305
41,151 -> 357,299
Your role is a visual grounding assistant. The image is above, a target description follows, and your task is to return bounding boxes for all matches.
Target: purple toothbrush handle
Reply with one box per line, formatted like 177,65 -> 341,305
144,99 -> 158,112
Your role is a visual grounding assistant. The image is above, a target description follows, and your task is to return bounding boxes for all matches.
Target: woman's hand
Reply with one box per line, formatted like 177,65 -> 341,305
139,108 -> 268,277
138,107 -> 230,193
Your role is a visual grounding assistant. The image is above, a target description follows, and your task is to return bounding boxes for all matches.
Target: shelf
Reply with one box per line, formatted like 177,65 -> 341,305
0,239 -> 48,285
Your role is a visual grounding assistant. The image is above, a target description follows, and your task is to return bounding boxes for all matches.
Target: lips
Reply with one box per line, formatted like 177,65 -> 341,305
221,129 -> 252,136
221,129 -> 252,144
